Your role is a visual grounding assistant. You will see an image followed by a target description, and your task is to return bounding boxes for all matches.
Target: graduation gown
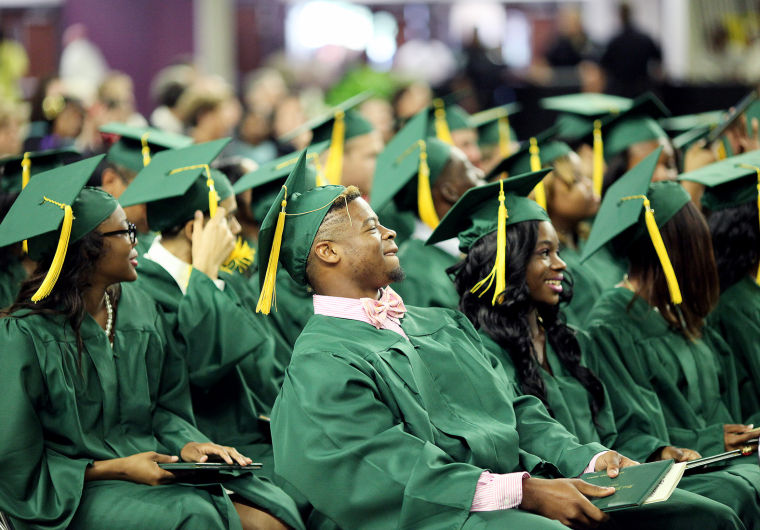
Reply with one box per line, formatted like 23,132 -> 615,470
0,255 -> 25,309
133,259 -> 282,464
393,239 -> 460,309
585,287 -> 760,518
708,276 -> 760,425
0,283 -> 302,530
272,305 -> 616,528
480,328 -> 760,527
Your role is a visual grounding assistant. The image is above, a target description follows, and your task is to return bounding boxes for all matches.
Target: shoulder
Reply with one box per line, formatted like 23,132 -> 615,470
117,283 -> 163,332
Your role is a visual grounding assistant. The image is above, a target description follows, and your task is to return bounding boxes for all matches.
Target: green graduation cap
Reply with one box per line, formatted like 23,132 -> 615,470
470,103 -> 520,157
541,93 -> 633,142
581,146 -> 690,307
370,110 -> 452,230
427,98 -> 473,145
0,147 -> 80,193
232,140 -> 328,224
280,93 -> 374,186
678,149 -> 760,211
0,154 -> 117,301
600,92 -> 671,160
427,169 -> 551,305
101,122 -> 193,173
118,138 -> 233,231
255,149 -> 346,313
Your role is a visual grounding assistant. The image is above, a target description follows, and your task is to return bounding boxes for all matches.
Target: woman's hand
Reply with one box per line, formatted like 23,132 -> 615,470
658,445 -> 701,462
181,441 -> 252,466
85,451 -> 178,486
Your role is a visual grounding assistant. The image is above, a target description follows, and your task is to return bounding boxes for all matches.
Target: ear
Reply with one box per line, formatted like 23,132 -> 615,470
437,179 -> 460,205
100,167 -> 126,196
182,218 -> 195,242
312,240 -> 341,266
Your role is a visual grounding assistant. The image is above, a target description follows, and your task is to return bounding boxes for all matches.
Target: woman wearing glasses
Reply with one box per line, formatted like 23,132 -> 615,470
0,157 -> 302,529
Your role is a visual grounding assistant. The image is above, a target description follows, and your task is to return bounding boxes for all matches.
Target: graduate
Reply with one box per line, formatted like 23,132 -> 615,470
0,190 -> 24,308
0,156 -> 301,530
255,152 -> 742,529
469,103 -> 520,173
98,122 -> 193,255
441,174 -> 760,527
426,97 -> 482,166
118,139 -> 286,474
679,151 -> 760,425
581,149 -> 760,509
370,109 -> 484,309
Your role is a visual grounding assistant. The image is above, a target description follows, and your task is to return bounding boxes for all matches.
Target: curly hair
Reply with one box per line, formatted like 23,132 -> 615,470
707,201 -> 760,292
3,230 -> 120,359
448,221 -> 606,419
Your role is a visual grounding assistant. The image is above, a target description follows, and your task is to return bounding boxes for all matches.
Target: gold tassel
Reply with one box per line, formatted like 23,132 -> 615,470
256,187 -> 288,314
31,197 -> 74,302
433,99 -> 454,145
169,164 -> 218,217
140,132 -> 152,166
470,179 -> 509,305
621,194 -> 683,305
716,140 -> 727,160
221,237 -> 255,273
21,152 -> 31,253
530,137 -> 547,210
325,110 -> 345,185
416,140 -> 440,229
498,116 -> 512,158
311,154 -> 328,187
593,119 -> 604,198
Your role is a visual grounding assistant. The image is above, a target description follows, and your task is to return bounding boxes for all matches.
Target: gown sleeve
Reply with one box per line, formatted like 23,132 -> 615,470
0,318 -> 91,529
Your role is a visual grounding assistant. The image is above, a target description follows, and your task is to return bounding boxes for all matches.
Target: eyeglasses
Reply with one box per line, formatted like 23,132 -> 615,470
101,222 -> 137,245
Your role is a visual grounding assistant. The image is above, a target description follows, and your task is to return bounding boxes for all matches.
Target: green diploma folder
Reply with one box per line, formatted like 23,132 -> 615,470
580,460 -> 682,512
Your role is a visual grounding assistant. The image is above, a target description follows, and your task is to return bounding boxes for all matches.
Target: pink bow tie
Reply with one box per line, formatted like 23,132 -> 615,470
360,287 -> 407,329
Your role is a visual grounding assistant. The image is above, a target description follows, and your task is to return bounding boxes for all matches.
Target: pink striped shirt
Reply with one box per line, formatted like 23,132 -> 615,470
311,291 -> 605,512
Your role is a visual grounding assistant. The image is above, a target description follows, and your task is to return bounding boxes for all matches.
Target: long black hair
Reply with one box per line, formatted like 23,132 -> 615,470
2,230 -> 120,357
449,221 -> 606,419
707,201 -> 760,293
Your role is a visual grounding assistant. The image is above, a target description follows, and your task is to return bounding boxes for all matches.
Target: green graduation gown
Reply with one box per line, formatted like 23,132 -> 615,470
271,306 -> 740,530
393,239 -> 460,309
585,287 -> 760,517
0,255 -> 25,309
0,283 -> 302,530
133,259 -> 282,465
480,328 -> 760,527
708,276 -> 760,425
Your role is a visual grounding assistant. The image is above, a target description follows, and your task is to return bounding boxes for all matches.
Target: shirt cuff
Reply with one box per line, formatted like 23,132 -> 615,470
470,471 -> 530,512
581,451 -> 608,475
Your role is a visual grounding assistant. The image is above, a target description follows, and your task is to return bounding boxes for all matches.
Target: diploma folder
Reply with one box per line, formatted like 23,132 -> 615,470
159,462 -> 262,472
580,460 -> 685,512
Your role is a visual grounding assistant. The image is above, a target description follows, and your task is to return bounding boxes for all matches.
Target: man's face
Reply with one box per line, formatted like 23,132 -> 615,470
331,198 -> 404,289
341,131 -> 384,197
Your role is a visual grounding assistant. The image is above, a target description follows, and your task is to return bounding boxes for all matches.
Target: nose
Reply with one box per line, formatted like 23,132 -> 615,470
380,224 -> 396,240
552,253 -> 567,271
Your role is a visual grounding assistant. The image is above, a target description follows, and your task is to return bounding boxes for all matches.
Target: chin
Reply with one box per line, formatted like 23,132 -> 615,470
388,266 -> 405,284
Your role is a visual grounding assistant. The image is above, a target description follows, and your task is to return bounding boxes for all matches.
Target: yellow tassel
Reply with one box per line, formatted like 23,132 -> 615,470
593,119 -> 604,198
256,188 -> 288,314
716,140 -> 727,160
498,116 -> 512,158
433,99 -> 454,145
169,164 -> 218,217
416,140 -> 440,230
621,194 -> 683,305
21,152 -> 31,189
325,110 -> 345,185
221,237 -> 255,274
311,154 -> 328,187
470,179 -> 510,305
140,132 -> 152,166
529,138 -> 547,210
31,198 -> 74,302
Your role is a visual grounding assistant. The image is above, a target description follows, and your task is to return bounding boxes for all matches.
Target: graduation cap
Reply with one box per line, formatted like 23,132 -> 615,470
118,138 -> 234,231
0,147 -> 80,193
370,110 -> 452,230
541,93 -> 633,141
101,122 -> 193,173
679,150 -> 760,283
427,96 -> 473,145
232,140 -> 328,224
280,93 -> 374,186
581,146 -> 690,308
485,127 -> 566,210
600,92 -> 670,159
469,103 -> 521,158
0,154 -> 117,301
255,149 -> 347,313
427,169 -> 551,305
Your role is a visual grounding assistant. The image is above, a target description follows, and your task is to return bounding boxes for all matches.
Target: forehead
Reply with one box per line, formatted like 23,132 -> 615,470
536,220 -> 559,243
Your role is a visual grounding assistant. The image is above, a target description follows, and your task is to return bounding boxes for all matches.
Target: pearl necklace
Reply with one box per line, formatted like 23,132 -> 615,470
104,292 -> 114,347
